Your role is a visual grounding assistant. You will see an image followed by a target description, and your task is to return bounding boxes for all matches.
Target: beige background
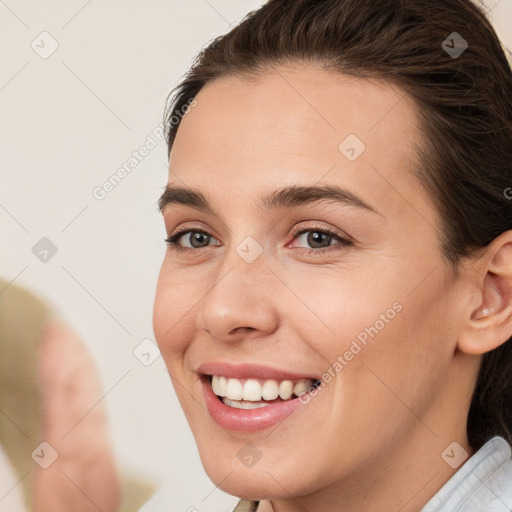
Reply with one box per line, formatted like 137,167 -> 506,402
0,1 -> 510,510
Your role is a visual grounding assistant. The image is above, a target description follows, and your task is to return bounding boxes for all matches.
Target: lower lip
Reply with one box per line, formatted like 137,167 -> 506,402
201,376 -> 311,432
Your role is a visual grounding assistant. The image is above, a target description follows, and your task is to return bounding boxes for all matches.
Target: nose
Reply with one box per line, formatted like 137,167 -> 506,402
197,250 -> 279,343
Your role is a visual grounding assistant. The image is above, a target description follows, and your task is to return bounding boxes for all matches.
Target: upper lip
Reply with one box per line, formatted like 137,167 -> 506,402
197,361 -> 318,381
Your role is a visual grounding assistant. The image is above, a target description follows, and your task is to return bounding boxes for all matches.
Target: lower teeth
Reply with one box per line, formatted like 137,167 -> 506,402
222,397 -> 271,409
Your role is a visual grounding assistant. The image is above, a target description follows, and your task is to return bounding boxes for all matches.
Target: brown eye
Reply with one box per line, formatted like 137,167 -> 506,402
186,231 -> 211,248
165,229 -> 220,249
303,230 -> 333,249
289,227 -> 353,255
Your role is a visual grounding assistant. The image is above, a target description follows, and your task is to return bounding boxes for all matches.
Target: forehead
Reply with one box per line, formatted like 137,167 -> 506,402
173,64 -> 417,156
168,64 -> 437,227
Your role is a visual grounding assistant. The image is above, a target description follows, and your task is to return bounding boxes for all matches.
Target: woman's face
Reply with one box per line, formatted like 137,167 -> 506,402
153,65 -> 474,503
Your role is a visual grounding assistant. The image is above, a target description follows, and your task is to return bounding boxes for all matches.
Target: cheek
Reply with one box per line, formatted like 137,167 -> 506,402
288,263 -> 454,405
336,275 -> 455,425
153,264 -> 198,360
285,265 -> 401,360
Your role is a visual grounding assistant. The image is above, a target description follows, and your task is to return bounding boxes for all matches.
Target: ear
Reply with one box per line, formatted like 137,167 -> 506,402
457,230 -> 512,355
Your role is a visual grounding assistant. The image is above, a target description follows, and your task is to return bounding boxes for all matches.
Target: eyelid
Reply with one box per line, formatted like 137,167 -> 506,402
287,222 -> 353,245
165,220 -> 354,257
166,222 -> 220,247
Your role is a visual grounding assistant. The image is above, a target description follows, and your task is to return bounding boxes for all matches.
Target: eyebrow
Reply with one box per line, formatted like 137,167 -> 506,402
158,184 -> 380,216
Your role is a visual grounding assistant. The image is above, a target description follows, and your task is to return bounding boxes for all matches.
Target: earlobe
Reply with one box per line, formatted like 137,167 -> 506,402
458,234 -> 512,356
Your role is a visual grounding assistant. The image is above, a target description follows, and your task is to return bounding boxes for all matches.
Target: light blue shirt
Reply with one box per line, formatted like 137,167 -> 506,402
140,436 -> 512,511
421,436 -> 512,512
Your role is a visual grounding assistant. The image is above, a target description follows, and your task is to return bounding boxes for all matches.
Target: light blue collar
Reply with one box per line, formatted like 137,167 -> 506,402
422,436 -> 512,511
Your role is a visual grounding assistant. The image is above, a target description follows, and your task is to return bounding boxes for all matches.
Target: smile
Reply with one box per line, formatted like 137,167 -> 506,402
200,374 -> 322,432
211,375 -> 319,408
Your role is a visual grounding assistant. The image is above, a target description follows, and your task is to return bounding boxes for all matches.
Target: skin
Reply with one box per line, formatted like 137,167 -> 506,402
153,63 -> 512,512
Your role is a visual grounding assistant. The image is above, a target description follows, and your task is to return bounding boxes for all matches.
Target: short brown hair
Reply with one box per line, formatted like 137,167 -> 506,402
163,0 -> 512,450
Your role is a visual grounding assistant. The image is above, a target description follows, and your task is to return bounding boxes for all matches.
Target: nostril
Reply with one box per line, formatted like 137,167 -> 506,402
229,326 -> 256,336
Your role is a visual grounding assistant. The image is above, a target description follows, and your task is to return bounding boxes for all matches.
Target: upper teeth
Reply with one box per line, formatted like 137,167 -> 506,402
211,375 -> 314,401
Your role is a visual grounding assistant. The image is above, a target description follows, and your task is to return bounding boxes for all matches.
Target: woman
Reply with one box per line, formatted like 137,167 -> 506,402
152,0 -> 512,510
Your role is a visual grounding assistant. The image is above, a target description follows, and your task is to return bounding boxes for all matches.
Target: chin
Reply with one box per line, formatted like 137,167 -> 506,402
198,447 -> 322,501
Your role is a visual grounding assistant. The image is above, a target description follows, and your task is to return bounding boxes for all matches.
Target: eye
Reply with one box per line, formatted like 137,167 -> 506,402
165,227 -> 221,250
288,225 -> 353,255
164,223 -> 353,255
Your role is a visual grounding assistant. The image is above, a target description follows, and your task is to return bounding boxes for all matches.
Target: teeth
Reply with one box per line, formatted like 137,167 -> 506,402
211,375 -> 315,402
262,380 -> 279,400
293,379 -> 310,396
212,375 -> 220,395
278,380 -> 294,400
243,379 -> 262,401
222,397 -> 270,409
218,376 -> 228,395
226,378 -> 243,400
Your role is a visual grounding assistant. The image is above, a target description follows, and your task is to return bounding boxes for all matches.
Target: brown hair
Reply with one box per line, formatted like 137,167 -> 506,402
163,0 -> 512,450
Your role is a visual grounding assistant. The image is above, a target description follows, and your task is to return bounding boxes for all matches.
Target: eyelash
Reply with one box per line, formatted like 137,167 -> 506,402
164,223 -> 353,256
